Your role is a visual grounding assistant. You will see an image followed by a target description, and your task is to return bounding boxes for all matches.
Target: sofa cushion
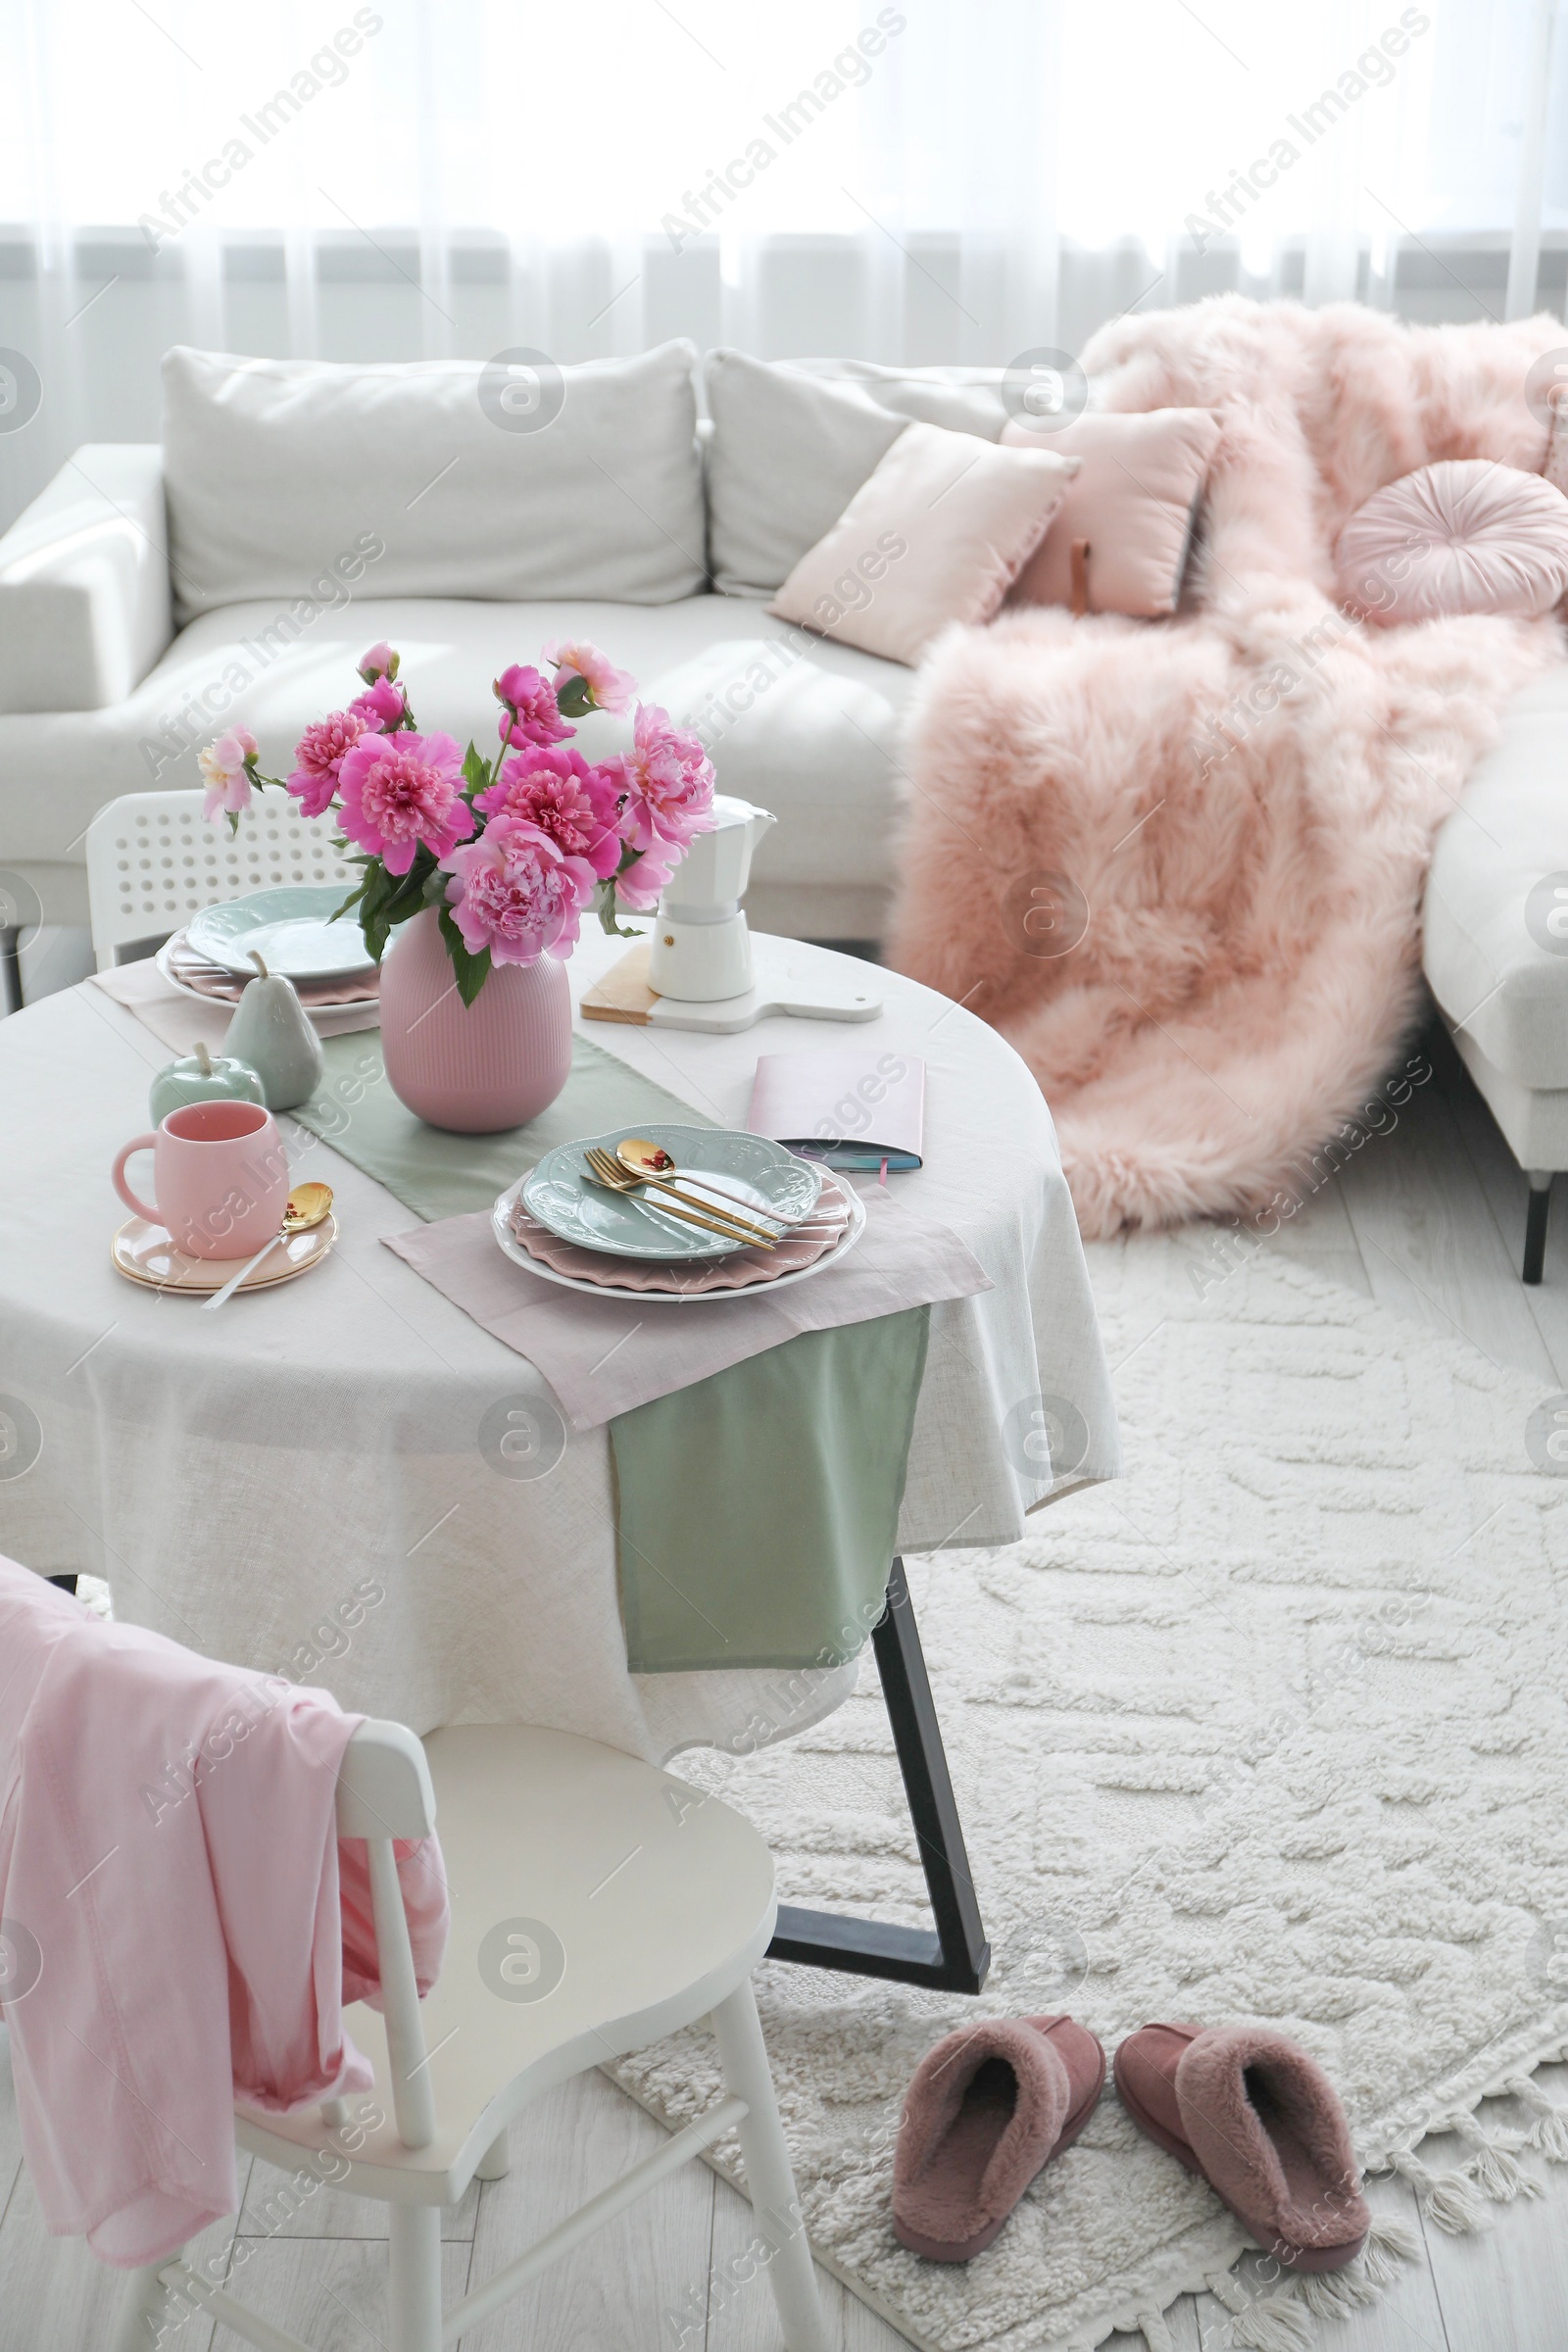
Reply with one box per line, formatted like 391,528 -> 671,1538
771,424 -> 1078,662
1338,459 -> 1568,623
703,351 -> 1008,598
163,344 -> 705,622
0,597 -> 913,929
1424,663 -> 1568,1088
1001,408 -> 1220,617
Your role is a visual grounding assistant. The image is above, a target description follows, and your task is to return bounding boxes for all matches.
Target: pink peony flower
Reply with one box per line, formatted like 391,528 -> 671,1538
287,708 -> 372,818
612,833 -> 680,912
351,675 -> 408,731
336,729 -> 473,875
493,662 -> 571,750
358,641 -> 398,682
615,704 -> 715,853
440,813 -> 597,964
473,746 -> 623,879
542,637 -> 636,714
198,726 -> 259,823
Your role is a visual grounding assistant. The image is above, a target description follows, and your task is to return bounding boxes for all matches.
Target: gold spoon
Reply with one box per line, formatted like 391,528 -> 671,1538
582,1150 -> 774,1249
201,1181 -> 335,1310
613,1137 -> 791,1239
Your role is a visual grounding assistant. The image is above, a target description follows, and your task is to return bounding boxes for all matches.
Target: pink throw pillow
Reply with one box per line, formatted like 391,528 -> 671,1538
1001,407 -> 1221,617
768,422 -> 1079,664
1336,459 -> 1568,623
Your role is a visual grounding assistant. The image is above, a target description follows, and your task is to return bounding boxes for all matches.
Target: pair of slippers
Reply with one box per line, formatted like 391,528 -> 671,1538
893,2014 -> 1371,2270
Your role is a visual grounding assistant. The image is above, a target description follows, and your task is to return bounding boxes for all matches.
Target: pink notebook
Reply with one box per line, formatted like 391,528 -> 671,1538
748,1048 -> 925,1171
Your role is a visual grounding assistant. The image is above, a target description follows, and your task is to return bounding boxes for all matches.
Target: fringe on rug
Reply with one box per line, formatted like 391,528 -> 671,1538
1505,2072 -> 1568,2162
1147,2080 -> 1568,2352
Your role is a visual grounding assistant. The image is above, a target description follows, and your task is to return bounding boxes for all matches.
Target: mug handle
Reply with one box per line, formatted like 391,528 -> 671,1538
112,1134 -> 161,1225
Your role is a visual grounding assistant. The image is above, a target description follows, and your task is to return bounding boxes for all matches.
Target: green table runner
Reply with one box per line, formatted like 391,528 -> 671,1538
294,1032 -> 697,1223
298,1032 -> 927,1672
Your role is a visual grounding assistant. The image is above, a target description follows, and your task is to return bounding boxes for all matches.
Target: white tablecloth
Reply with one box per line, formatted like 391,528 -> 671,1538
0,929 -> 1118,1762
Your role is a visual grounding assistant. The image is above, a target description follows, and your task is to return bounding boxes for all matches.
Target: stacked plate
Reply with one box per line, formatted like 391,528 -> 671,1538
158,886 -> 379,1013
112,1216 -> 337,1296
492,1123 -> 864,1302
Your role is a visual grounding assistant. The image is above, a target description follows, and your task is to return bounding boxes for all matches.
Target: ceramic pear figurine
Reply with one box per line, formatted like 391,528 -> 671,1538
148,1039 -> 266,1126
223,952 -> 325,1111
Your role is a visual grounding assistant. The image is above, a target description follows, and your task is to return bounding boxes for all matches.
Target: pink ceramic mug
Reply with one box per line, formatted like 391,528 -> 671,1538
112,1101 -> 289,1261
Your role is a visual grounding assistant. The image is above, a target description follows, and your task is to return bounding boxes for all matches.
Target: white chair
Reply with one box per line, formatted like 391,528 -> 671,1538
112,1718 -> 827,2352
84,788 -> 359,971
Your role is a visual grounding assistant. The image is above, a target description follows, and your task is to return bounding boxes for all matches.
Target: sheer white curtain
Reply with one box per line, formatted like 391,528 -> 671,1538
0,0 -> 1565,523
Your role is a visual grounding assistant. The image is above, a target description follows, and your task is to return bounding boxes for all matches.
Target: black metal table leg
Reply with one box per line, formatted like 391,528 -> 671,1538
766,1558 -> 991,1994
1525,1177 -> 1551,1285
1,926 -> 22,1017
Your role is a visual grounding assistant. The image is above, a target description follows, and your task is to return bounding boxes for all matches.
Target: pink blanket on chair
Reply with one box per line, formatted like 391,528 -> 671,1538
887,297 -> 1567,1236
0,1561 -> 447,2267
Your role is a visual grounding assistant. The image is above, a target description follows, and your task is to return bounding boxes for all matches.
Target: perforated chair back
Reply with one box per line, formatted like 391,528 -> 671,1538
84,789 -> 358,970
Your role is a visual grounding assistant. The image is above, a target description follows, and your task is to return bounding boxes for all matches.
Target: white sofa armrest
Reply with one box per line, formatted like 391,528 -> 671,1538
0,445 -> 172,714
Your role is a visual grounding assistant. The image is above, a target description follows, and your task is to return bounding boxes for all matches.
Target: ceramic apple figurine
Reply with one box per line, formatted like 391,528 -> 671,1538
148,1039 -> 265,1126
223,953 -> 325,1111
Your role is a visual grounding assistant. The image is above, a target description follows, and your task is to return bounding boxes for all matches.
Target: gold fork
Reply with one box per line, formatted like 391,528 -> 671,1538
583,1150 -> 776,1249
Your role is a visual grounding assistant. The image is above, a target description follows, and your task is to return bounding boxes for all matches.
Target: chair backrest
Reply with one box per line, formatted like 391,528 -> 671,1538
336,1719 -> 440,2151
84,788 -> 360,970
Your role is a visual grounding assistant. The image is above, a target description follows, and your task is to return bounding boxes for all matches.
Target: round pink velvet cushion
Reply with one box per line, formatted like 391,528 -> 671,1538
1336,459 -> 1568,624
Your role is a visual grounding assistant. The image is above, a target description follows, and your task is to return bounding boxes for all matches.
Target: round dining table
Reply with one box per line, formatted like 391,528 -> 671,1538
0,925 -> 1116,1767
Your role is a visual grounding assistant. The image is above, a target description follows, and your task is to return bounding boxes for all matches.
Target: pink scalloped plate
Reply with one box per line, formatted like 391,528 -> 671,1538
492,1169 -> 863,1299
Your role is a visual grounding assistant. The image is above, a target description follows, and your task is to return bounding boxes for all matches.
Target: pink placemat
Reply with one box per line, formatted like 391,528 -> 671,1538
381,1191 -> 992,1430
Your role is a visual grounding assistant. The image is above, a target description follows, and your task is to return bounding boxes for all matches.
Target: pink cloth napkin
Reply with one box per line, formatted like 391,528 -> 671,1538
381,1188 -> 992,1430
0,1560 -> 448,2267
90,956 -> 380,1051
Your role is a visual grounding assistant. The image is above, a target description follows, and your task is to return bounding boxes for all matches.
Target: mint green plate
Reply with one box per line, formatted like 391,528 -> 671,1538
521,1123 -> 822,1260
187,886 -> 373,980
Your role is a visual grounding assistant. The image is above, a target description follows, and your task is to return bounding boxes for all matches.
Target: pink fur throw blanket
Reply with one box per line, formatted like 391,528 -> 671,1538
886,297 -> 1567,1237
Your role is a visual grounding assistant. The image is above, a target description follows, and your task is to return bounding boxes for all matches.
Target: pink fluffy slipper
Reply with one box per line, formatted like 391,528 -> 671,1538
1114,2022 -> 1370,2272
892,2013 -> 1105,2261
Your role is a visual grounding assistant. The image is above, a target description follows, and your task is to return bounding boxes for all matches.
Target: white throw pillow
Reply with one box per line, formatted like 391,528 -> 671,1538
704,351 -> 1010,599
163,342 -> 705,621
769,423 -> 1079,664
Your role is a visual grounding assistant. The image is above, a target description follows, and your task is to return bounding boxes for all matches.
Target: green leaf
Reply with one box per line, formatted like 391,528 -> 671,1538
382,854 -> 434,927
595,876 -> 641,939
462,740 -> 492,797
554,674 -> 592,719
437,904 -> 492,1005
356,861 -> 398,963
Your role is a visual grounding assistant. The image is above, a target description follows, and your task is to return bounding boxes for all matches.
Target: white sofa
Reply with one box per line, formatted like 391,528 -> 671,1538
0,342 -> 1028,965
1423,664 -> 1568,1280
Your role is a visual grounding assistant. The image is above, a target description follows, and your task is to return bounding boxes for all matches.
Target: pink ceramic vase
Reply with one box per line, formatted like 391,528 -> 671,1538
378,907 -> 572,1133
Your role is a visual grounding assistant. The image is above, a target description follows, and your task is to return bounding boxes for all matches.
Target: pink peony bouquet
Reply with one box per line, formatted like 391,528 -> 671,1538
198,640 -> 715,1004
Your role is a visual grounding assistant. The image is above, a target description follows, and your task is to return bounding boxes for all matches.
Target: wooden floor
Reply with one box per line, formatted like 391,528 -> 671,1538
3,1012 -> 1567,2351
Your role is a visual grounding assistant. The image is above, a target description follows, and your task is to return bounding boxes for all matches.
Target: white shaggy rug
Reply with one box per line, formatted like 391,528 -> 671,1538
613,1236 -> 1568,2352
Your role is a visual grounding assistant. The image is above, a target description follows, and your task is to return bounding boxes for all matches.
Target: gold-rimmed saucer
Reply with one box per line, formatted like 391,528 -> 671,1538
111,1215 -> 337,1296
